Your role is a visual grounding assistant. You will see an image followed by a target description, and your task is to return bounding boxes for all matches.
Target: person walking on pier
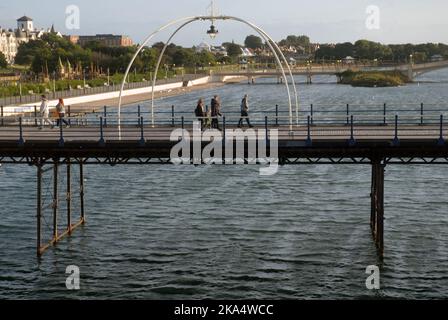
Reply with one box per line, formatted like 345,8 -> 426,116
39,95 -> 54,129
56,98 -> 70,127
195,98 -> 206,130
211,95 -> 222,130
238,94 -> 254,128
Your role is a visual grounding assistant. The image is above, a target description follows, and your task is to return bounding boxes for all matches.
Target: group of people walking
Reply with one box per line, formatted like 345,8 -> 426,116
39,93 -> 255,131
195,94 -> 254,130
39,95 -> 70,129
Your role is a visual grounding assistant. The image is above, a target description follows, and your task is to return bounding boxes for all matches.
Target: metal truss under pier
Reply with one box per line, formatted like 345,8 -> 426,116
1,138 -> 448,259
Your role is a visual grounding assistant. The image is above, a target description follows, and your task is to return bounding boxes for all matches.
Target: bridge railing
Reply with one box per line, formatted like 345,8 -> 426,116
0,74 -> 203,107
0,111 -> 446,145
305,103 -> 448,126
2,102 -> 448,128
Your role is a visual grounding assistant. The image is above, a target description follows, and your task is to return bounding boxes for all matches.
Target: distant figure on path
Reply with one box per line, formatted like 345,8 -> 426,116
39,95 -> 54,129
211,95 -> 222,130
56,98 -> 70,127
238,94 -> 254,128
195,98 -> 206,129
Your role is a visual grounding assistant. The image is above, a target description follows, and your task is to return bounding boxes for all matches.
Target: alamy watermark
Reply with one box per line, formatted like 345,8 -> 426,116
365,265 -> 380,290
65,265 -> 80,290
365,5 -> 381,30
65,5 -> 80,30
170,122 -> 279,176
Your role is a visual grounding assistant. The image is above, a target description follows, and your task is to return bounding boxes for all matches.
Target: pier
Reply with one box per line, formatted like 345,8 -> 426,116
1,103 -> 448,259
213,60 -> 448,82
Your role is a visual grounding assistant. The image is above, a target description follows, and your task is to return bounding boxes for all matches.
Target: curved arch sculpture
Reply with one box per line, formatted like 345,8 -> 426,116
118,15 -> 299,139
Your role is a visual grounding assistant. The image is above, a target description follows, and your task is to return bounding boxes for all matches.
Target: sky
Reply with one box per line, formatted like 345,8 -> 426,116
0,0 -> 447,46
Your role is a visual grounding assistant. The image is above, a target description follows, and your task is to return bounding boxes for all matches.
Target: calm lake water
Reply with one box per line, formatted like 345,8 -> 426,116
1,70 -> 448,299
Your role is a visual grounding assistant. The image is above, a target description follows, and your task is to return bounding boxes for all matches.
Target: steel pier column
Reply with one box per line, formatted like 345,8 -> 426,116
67,159 -> 72,234
36,162 -> 43,257
371,160 -> 385,259
53,160 -> 59,242
80,162 -> 85,224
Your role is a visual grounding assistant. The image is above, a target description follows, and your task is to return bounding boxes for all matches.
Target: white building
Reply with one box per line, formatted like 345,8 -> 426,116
211,45 -> 227,56
0,16 -> 61,64
17,16 -> 34,32
0,30 -> 18,63
431,54 -> 444,62
195,42 -> 211,53
343,56 -> 356,64
240,47 -> 254,57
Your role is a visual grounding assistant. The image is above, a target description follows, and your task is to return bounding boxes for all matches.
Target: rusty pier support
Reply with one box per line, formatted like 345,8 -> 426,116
36,162 -> 43,257
36,158 -> 86,257
371,159 -> 385,259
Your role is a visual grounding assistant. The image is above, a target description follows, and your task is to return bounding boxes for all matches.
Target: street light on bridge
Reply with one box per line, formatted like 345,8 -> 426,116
206,0 -> 219,39
206,24 -> 218,39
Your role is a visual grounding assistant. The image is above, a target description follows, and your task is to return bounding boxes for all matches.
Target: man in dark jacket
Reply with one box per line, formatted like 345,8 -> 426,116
238,94 -> 254,128
211,95 -> 222,130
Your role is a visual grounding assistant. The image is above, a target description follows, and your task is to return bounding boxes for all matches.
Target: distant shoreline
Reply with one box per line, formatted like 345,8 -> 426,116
69,81 -> 229,113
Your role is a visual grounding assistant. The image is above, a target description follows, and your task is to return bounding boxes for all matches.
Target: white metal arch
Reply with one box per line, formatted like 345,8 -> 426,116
249,25 -> 300,125
149,16 -> 300,129
118,15 -> 299,139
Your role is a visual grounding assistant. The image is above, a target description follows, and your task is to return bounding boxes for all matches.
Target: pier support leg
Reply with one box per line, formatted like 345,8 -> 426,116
80,162 -> 85,224
53,160 -> 59,242
35,159 -> 86,257
37,162 -> 43,257
67,159 -> 72,234
371,160 -> 385,259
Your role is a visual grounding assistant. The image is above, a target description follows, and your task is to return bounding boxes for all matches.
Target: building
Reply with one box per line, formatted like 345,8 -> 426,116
240,47 -> 254,57
431,54 -> 444,62
195,42 -> 211,53
0,16 -> 62,64
66,34 -> 134,47
211,45 -> 227,56
0,29 -> 18,63
17,16 -> 34,32
343,56 -> 356,64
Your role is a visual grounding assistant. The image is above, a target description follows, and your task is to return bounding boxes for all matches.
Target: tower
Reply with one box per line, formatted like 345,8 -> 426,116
17,16 -> 34,32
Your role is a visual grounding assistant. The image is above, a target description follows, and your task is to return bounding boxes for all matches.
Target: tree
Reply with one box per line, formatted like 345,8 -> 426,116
334,42 -> 354,59
244,35 -> 263,50
196,51 -> 216,67
139,47 -> 158,72
172,48 -> 196,67
0,52 -> 7,68
279,35 -> 310,48
224,42 -> 242,58
315,45 -> 336,60
354,40 -> 392,60
15,40 -> 50,65
15,34 -> 93,74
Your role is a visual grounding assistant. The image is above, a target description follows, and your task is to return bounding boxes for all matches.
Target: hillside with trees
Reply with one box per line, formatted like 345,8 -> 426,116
315,40 -> 448,62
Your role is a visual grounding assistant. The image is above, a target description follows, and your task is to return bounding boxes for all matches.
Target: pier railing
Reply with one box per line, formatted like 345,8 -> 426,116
0,103 -> 447,145
0,74 -> 203,107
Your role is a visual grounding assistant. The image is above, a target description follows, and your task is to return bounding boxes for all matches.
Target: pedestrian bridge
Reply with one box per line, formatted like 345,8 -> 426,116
1,103 -> 448,163
213,60 -> 448,81
1,103 -> 448,260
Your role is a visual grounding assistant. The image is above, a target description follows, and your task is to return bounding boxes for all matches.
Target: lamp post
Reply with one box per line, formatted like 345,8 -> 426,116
206,0 -> 219,39
53,73 -> 56,94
